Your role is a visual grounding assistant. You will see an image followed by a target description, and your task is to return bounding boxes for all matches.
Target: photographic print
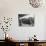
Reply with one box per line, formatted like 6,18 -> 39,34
18,14 -> 35,27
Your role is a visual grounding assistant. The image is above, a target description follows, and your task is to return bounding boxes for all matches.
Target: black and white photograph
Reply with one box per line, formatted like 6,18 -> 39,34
18,14 -> 35,27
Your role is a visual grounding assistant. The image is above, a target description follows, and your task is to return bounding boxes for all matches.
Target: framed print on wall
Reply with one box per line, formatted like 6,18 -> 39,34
18,14 -> 35,27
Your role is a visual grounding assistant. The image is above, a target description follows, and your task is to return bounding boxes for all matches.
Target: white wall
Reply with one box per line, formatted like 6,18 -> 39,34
0,0 -> 46,40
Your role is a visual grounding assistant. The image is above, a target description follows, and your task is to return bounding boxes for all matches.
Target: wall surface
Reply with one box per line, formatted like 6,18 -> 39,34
0,0 -> 46,40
